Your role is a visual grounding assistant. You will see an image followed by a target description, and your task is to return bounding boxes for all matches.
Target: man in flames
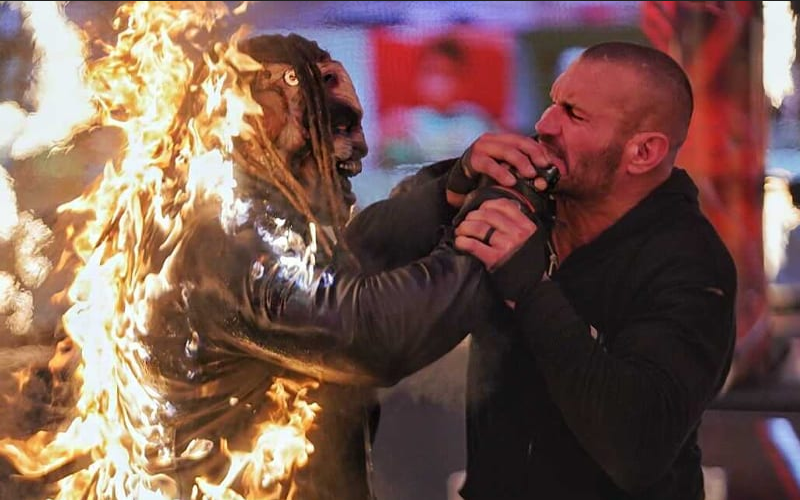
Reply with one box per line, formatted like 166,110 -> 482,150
133,32 -> 485,500
0,6 -> 495,499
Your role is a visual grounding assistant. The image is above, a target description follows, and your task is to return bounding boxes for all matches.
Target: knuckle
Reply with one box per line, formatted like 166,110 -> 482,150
509,150 -> 530,166
522,219 -> 537,233
481,198 -> 501,209
510,228 -> 525,241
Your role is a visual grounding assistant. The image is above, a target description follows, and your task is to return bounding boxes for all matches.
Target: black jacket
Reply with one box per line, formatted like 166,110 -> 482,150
142,169 -> 492,500
351,163 -> 736,500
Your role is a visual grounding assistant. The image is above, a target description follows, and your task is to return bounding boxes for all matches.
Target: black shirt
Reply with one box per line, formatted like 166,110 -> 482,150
460,167 -> 736,499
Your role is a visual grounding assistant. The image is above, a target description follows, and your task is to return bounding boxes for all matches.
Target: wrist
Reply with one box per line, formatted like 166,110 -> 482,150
446,148 -> 480,205
446,190 -> 467,208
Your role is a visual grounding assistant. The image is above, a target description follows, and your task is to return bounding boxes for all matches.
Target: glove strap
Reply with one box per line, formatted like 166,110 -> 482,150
446,148 -> 479,195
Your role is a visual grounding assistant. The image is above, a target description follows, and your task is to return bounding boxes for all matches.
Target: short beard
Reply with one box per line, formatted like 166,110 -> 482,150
559,142 -> 623,201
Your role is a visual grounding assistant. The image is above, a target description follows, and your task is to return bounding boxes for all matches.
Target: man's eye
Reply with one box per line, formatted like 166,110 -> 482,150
253,71 -> 272,91
284,69 -> 300,87
564,104 -> 582,120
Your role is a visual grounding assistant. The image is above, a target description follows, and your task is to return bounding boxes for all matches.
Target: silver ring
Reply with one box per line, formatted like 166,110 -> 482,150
481,226 -> 496,245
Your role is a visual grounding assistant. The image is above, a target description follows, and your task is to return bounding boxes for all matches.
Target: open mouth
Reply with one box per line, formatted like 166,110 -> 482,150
336,161 -> 358,204
537,141 -> 566,175
336,160 -> 361,178
329,98 -> 364,205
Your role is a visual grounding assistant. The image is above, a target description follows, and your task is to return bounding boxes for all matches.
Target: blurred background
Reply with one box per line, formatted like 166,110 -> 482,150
3,1 -> 800,499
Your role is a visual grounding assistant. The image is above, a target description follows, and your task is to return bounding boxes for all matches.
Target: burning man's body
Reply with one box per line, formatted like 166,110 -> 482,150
124,34 -> 489,500
2,31 -> 493,500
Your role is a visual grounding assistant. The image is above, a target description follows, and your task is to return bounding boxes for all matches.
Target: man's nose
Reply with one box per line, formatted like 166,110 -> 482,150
534,105 -> 561,137
352,129 -> 368,160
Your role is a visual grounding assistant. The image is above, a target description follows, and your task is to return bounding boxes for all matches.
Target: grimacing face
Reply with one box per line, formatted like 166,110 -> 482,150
534,58 -> 632,202
251,58 -> 368,224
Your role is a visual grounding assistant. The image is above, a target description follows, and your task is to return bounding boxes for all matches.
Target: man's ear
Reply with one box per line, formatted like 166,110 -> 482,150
625,132 -> 669,175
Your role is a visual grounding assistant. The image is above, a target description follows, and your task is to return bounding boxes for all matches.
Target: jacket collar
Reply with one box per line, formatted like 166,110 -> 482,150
559,167 -> 700,269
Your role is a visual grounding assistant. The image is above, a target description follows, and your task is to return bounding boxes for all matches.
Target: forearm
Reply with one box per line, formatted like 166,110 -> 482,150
246,241 -> 491,385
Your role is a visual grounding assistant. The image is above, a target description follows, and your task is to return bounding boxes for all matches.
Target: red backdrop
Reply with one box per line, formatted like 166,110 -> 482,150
370,26 -> 514,126
642,1 -> 770,387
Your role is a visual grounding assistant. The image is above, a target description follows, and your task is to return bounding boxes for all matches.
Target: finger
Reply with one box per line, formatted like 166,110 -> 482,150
455,218 -> 503,250
455,230 -> 518,271
454,218 -> 493,241
464,206 -> 537,254
518,141 -> 554,173
467,134 -> 544,181
468,154 -> 517,186
454,234 -> 502,269
464,206 -> 517,234
501,135 -> 555,174
533,176 -> 549,192
476,144 -> 537,178
477,198 -> 539,231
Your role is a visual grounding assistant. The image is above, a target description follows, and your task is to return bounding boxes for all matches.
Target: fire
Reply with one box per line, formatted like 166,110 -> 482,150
0,1 -> 94,158
763,1 -> 796,109
764,174 -> 800,282
194,379 -> 319,500
0,2 -> 321,499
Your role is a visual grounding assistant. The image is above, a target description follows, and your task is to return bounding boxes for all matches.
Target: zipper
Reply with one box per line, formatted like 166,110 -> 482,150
546,239 -> 559,277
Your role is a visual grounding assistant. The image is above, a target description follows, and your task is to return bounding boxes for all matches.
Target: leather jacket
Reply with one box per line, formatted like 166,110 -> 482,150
141,169 -> 491,499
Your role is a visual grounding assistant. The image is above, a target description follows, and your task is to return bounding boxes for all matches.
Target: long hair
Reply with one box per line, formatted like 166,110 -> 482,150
236,33 -> 344,256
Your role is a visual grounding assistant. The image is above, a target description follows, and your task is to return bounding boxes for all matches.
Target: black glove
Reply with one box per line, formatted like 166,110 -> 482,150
446,147 -> 480,196
489,227 -> 555,303
452,166 -> 559,229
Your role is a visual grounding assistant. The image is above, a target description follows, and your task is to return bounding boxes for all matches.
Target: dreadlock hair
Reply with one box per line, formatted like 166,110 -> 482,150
236,33 -> 345,257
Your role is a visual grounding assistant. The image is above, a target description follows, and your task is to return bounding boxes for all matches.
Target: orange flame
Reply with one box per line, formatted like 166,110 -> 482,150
194,379 -> 320,500
0,2 -> 321,498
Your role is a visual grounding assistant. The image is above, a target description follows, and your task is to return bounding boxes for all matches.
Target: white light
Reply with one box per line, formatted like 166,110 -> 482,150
764,1 -> 796,109
766,417 -> 800,488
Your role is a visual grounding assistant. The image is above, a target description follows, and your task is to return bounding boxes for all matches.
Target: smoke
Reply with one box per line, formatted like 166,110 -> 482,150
0,165 -> 53,336
379,338 -> 470,411
0,1 -> 94,337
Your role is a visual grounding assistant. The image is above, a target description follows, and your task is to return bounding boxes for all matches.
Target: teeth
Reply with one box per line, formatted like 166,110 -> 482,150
336,161 -> 358,173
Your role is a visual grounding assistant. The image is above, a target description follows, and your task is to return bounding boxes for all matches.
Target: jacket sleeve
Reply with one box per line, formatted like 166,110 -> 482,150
344,158 -> 458,273
242,237 -> 489,386
183,165 -> 491,387
512,230 -> 736,494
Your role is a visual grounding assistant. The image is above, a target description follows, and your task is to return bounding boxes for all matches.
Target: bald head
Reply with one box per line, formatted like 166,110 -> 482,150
580,42 -> 693,149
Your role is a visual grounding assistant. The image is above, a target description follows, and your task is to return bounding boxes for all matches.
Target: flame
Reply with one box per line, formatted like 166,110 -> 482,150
763,1 -> 796,109
0,2 -> 322,498
0,160 -> 53,337
764,174 -> 800,281
0,1 -> 94,159
194,379 -> 319,500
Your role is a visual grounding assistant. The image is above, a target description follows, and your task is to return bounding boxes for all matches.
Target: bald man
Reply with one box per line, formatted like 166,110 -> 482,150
389,41 -> 736,499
